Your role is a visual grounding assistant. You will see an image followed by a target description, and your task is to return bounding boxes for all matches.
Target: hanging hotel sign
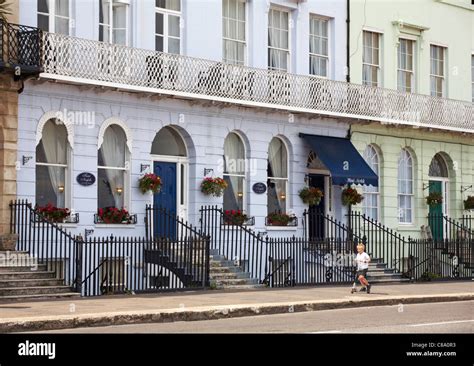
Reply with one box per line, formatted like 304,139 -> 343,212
76,172 -> 96,186
252,182 -> 267,194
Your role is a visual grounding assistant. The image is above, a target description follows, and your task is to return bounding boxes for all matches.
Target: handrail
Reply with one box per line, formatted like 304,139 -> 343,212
80,259 -> 106,287
262,256 -> 291,286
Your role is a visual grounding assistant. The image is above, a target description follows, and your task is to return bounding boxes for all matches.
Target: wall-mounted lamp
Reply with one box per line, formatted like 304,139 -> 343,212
140,164 -> 150,173
204,168 -> 214,176
58,185 -> 65,193
280,193 -> 286,200
423,182 -> 434,191
237,192 -> 243,198
461,185 -> 473,193
116,187 -> 123,195
22,155 -> 33,165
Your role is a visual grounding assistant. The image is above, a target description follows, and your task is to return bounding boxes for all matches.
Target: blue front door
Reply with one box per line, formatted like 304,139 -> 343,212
153,162 -> 177,238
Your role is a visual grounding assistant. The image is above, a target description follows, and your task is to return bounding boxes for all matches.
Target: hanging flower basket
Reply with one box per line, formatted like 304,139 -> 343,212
223,210 -> 248,225
426,192 -> 443,206
36,204 -> 71,223
341,186 -> 364,206
463,196 -> 474,210
201,177 -> 228,197
139,173 -> 162,194
299,186 -> 323,206
98,207 -> 132,224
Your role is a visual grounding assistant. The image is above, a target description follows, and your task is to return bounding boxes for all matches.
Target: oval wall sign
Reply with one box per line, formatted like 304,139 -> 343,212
252,182 -> 267,194
76,172 -> 96,186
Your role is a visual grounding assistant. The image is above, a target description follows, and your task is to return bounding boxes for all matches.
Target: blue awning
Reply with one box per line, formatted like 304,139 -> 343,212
300,133 -> 378,187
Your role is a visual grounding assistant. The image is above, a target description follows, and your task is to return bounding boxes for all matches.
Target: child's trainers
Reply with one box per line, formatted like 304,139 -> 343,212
351,287 -> 357,294
359,287 -> 366,292
366,284 -> 371,294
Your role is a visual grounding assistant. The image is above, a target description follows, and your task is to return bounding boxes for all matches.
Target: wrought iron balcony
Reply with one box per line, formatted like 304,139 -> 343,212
0,20 -> 43,77
38,31 -> 473,133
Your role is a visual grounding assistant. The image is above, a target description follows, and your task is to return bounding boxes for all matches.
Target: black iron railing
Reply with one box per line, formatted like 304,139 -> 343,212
0,20 -> 43,77
10,200 -> 80,290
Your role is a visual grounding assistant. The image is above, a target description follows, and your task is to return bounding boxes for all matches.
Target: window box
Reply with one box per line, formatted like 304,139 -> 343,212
95,208 -> 137,225
265,213 -> 298,227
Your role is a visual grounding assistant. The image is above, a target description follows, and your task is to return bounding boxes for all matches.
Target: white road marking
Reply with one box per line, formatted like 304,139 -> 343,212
409,320 -> 474,327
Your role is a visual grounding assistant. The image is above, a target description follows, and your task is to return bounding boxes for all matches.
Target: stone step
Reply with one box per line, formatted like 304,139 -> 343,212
0,271 -> 56,280
0,278 -> 64,288
214,284 -> 266,290
0,286 -> 73,297
208,266 -> 240,274
210,272 -> 250,280
367,277 -> 411,283
0,264 -> 47,272
0,292 -> 80,302
210,260 -> 235,268
212,278 -> 259,286
367,272 -> 403,278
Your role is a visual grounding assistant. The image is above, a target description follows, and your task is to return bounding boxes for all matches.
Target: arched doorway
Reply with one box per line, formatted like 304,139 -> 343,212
428,153 -> 449,240
150,126 -> 188,237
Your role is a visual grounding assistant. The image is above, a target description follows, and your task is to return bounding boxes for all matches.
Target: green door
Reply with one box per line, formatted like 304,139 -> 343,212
428,180 -> 443,241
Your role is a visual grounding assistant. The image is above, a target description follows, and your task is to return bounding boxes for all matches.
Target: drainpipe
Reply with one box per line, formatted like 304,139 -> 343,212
346,0 -> 350,83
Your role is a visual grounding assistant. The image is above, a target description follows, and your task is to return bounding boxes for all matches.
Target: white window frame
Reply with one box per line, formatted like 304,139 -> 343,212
268,7 -> 291,73
97,124 -> 131,211
37,0 -> 71,35
155,2 -> 182,54
222,0 -> 247,65
471,53 -> 474,103
223,132 -> 247,213
35,120 -> 72,210
362,145 -> 380,221
309,15 -> 330,79
99,0 -> 130,46
398,148 -> 414,225
430,44 -> 446,98
267,137 -> 289,215
397,38 -> 415,93
362,30 -> 381,87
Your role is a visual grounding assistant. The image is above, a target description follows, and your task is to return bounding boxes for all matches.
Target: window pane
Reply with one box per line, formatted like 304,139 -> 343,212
156,0 -> 180,11
267,179 -> 286,214
168,15 -> 180,37
223,175 -> 244,211
55,0 -> 69,17
98,168 -> 125,209
55,17 -> 69,35
268,138 -> 287,178
98,125 -> 127,168
113,29 -> 126,45
168,38 -> 180,54
38,14 -> 49,32
38,0 -> 49,13
36,121 -> 68,164
224,133 -> 245,174
155,36 -> 164,52
36,165 -> 66,208
99,24 -> 110,42
113,5 -> 127,28
155,13 -> 164,34
99,0 -> 110,25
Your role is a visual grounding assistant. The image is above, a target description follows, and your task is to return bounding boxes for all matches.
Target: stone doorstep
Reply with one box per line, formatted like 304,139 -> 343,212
0,293 -> 472,333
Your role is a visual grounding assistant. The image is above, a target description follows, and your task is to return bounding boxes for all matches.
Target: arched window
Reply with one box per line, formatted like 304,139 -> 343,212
98,125 -> 130,209
398,149 -> 413,224
151,126 -> 187,157
36,120 -> 69,208
429,153 -> 448,178
363,145 -> 380,220
223,132 -> 246,211
267,137 -> 288,214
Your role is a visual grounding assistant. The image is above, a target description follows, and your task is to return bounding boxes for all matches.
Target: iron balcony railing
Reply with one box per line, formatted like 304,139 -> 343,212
0,20 -> 43,76
39,31 -> 473,134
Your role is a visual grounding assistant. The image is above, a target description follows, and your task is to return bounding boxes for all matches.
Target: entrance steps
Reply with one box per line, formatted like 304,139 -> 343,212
0,251 -> 80,302
209,250 -> 264,290
366,259 -> 410,284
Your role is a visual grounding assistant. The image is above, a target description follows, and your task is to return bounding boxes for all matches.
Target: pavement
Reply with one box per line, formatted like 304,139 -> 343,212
0,281 -> 472,333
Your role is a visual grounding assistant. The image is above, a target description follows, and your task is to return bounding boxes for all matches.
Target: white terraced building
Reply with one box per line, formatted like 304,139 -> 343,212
0,0 -> 470,297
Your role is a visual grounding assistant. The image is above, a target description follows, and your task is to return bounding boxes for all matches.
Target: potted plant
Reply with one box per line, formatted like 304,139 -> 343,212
299,186 -> 323,206
36,203 -> 71,223
426,192 -> 443,206
223,210 -> 248,225
98,207 -> 132,224
463,196 -> 474,210
201,177 -> 228,197
341,186 -> 364,206
139,173 -> 162,194
267,212 -> 295,226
